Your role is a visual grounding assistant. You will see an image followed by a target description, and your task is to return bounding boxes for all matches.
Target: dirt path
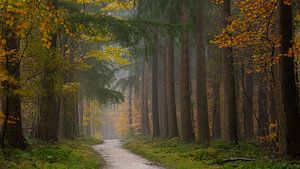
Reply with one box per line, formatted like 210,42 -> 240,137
93,140 -> 165,169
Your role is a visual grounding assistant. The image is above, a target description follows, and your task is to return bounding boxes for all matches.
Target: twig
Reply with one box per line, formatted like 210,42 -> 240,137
209,157 -> 256,165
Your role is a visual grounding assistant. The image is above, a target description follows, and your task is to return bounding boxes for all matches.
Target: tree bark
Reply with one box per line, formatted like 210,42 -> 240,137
166,33 -> 179,138
268,82 -> 277,134
180,1 -> 195,142
128,85 -> 133,127
196,0 -> 210,144
243,73 -> 254,140
212,82 -> 221,141
85,98 -> 92,136
60,41 -> 79,139
221,0 -> 238,143
160,36 -> 169,138
36,36 -> 60,142
61,89 -> 78,139
158,52 -> 164,136
78,92 -> 84,135
35,0 -> 60,142
141,45 -> 150,135
1,28 -> 27,148
277,0 -> 300,158
258,76 -> 269,137
152,34 -> 160,137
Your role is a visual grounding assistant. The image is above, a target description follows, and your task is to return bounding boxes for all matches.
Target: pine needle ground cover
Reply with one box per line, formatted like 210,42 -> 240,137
124,138 -> 300,169
0,137 -> 104,169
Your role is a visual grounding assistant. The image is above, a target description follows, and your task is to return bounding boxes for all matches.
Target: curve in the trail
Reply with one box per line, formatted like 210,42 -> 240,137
93,140 -> 165,169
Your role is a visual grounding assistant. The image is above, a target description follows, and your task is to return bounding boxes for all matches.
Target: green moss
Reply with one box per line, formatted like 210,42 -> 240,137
124,138 -> 300,169
0,137 -> 104,169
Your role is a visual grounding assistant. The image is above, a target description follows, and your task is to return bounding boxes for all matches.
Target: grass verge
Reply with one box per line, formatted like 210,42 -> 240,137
0,137 -> 104,169
124,137 -> 300,169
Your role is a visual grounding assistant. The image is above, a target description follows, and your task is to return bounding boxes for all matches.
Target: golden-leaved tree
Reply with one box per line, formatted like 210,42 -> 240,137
213,0 -> 300,158
0,0 -> 65,148
0,0 -> 134,147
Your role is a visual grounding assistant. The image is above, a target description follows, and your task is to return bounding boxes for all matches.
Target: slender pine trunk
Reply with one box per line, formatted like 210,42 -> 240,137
196,0 -> 210,144
180,1 -> 195,142
221,0 -> 238,143
212,82 -> 221,140
141,46 -> 150,135
152,34 -> 160,137
166,33 -> 179,138
243,73 -> 254,140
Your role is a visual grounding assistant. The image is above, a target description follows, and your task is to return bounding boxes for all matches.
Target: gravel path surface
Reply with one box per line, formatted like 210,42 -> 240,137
93,140 -> 165,169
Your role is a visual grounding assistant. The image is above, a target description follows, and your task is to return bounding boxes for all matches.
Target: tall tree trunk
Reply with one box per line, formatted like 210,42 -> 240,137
141,46 -> 150,135
85,98 -> 92,136
89,99 -> 94,136
212,48 -> 222,141
35,0 -> 60,142
277,0 -> 300,158
160,37 -> 169,138
180,1 -> 195,142
74,91 -> 79,136
37,67 -> 60,142
268,82 -> 277,134
61,41 -> 79,139
234,61 -> 243,140
222,0 -> 238,143
243,73 -> 254,140
157,42 -> 164,136
30,98 -> 39,137
36,36 -> 59,142
166,33 -> 179,138
128,85 -> 133,127
157,35 -> 168,138
196,0 -> 210,144
134,58 -> 141,121
61,81 -> 78,139
212,82 -> 221,140
78,92 -> 84,135
61,89 -> 78,139
1,28 -> 27,148
152,35 -> 160,137
258,76 -> 269,137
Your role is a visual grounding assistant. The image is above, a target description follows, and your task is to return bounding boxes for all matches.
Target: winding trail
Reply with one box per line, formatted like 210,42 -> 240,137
93,140 -> 165,169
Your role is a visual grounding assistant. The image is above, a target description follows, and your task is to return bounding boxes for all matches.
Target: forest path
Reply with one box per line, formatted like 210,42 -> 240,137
92,140 -> 165,169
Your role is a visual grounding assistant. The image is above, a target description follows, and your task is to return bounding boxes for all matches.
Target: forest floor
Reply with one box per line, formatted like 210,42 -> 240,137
124,137 -> 300,169
0,137 -> 104,169
93,139 -> 165,169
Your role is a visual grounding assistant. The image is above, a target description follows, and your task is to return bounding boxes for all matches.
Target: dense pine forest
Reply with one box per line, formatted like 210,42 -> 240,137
0,0 -> 300,169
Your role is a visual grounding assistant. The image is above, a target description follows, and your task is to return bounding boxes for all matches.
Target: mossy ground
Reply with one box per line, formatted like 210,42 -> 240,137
0,137 -> 104,169
124,137 -> 300,169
